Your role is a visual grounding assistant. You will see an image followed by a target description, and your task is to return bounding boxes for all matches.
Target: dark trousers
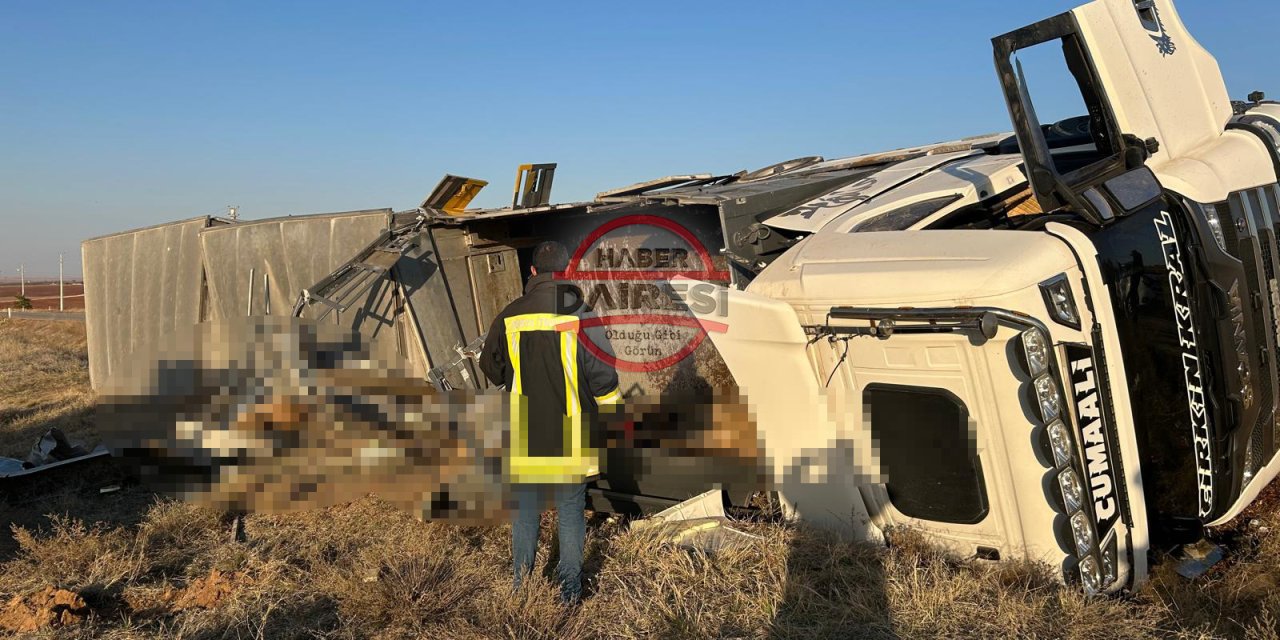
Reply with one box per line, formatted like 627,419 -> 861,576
512,482 -> 586,603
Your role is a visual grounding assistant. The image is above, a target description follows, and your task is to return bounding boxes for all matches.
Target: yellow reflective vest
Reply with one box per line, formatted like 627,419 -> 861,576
480,274 -> 621,484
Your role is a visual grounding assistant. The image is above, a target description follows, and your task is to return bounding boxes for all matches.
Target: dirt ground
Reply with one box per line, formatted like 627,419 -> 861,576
0,282 -> 85,311
4,318 -> 1280,638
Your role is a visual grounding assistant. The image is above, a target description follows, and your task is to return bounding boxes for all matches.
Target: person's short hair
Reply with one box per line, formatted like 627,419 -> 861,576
532,241 -> 570,274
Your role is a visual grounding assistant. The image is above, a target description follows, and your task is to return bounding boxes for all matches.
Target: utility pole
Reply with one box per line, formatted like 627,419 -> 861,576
59,254 -> 65,312
18,265 -> 24,296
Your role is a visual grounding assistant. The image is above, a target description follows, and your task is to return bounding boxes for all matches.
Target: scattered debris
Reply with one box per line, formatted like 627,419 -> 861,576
0,427 -> 109,480
0,428 -> 118,504
0,587 -> 90,632
1175,540 -> 1226,579
653,517 -> 764,553
0,457 -> 24,476
26,427 -> 90,467
631,490 -> 762,553
631,489 -> 728,532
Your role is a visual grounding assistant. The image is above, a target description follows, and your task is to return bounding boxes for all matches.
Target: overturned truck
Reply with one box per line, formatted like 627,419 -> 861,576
82,0 -> 1280,593
695,0 -> 1280,594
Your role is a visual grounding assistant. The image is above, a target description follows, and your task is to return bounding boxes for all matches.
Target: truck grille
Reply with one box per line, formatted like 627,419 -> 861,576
1264,186 -> 1280,453
1227,189 -> 1280,482
1258,231 -> 1279,483
1260,230 -> 1276,282
1250,415 -> 1268,483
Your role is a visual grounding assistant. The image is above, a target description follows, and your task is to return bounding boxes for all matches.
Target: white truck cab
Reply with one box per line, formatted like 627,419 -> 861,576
697,0 -> 1280,594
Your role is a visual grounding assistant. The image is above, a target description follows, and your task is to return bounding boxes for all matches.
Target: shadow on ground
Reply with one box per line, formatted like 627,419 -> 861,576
769,528 -> 894,639
0,485 -> 155,561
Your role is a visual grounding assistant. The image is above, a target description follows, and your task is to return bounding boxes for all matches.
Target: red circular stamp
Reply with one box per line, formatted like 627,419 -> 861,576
555,214 -> 731,373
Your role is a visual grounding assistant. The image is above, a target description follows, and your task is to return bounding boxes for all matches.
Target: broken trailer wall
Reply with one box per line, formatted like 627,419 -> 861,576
196,209 -> 411,367
81,216 -> 218,390
393,225 -> 487,389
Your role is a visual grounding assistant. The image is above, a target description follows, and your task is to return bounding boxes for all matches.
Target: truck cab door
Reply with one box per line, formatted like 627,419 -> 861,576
992,3 -> 1171,225
993,0 -> 1274,218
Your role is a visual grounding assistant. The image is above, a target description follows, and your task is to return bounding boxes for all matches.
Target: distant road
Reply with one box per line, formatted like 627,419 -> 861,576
2,310 -> 85,322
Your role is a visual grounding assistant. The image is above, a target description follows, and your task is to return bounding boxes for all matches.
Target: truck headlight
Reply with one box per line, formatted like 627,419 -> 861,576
1040,275 -> 1080,329
1079,555 -> 1103,596
1022,328 -> 1050,377
1059,468 -> 1086,513
1100,535 -> 1118,587
1034,375 -> 1062,423
1069,511 -> 1095,556
1202,204 -> 1229,254
1047,420 -> 1074,467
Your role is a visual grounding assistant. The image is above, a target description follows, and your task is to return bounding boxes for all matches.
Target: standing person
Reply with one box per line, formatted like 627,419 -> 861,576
480,240 -> 622,604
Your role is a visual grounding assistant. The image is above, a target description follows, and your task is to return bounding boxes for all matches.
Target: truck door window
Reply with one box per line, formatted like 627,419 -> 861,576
865,384 -> 989,524
995,14 -> 1134,221
1013,37 -> 1118,175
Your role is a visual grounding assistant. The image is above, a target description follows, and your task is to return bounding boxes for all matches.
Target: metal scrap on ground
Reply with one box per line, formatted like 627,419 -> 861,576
631,490 -> 764,554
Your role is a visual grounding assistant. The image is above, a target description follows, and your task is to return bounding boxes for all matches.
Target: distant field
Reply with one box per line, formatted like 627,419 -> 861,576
4,319 -> 1280,638
0,282 -> 85,310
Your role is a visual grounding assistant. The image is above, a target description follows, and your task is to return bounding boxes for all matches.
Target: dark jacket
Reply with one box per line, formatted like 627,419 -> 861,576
481,272 -> 621,483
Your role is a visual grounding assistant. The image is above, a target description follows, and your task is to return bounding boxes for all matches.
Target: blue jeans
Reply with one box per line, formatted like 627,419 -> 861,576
512,483 -> 586,603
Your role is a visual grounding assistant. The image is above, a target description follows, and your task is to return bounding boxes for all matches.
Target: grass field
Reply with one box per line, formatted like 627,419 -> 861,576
4,318 -> 1280,638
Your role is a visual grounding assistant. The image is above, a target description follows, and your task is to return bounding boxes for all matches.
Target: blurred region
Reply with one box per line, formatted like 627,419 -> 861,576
99,316 -> 508,522
96,316 -> 765,523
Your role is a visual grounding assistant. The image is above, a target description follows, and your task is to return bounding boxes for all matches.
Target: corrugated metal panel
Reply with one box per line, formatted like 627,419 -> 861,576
197,210 -> 406,365
199,210 -> 392,320
80,216 -> 210,389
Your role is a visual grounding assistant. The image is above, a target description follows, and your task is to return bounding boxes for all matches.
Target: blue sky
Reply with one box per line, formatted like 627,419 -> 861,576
2,1 -> 1277,276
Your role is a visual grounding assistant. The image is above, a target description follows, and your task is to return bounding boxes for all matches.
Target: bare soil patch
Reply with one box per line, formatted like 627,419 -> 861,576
0,586 -> 90,633
0,282 -> 85,310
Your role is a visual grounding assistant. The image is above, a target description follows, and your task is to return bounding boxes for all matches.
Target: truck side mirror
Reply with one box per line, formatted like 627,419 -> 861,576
1104,167 -> 1163,213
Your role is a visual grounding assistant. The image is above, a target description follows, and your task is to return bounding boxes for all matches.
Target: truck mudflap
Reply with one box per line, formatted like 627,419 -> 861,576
680,279 -> 881,539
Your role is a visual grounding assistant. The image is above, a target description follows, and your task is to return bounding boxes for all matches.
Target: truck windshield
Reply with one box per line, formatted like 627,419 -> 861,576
866,384 -> 989,524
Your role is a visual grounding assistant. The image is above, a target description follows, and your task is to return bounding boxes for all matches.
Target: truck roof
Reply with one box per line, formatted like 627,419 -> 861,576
750,228 -> 1078,307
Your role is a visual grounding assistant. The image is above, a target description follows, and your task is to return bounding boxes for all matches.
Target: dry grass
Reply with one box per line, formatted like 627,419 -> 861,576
3,319 -> 1280,639
0,318 -> 95,458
